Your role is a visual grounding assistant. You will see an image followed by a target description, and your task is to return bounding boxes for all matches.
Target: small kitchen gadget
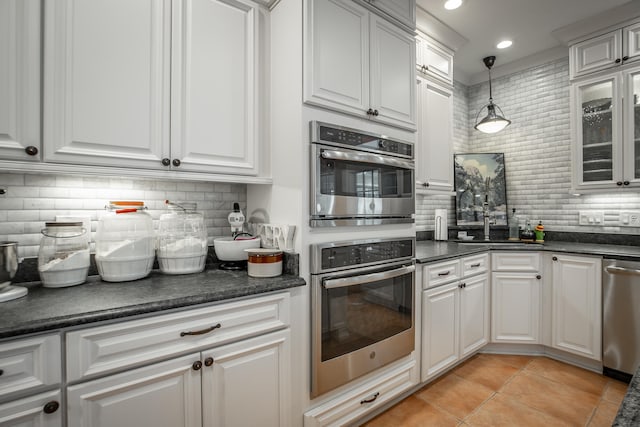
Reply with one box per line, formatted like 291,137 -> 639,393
95,201 -> 155,282
38,222 -> 89,288
213,203 -> 260,270
434,209 -> 448,240
0,241 -> 27,302
157,201 -> 208,275
245,248 -> 283,278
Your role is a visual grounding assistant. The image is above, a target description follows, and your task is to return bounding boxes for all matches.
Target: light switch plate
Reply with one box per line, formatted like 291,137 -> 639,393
578,211 -> 604,226
619,211 -> 640,227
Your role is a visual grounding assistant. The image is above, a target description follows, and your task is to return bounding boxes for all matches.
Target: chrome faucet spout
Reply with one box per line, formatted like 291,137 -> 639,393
483,202 -> 490,241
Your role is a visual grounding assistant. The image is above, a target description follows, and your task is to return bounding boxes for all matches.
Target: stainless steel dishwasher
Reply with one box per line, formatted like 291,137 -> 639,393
603,259 -> 640,382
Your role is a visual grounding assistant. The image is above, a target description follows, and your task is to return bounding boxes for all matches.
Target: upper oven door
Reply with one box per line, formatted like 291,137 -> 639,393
310,144 -> 415,224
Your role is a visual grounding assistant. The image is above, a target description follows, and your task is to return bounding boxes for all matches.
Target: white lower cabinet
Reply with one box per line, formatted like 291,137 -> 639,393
550,253 -> 602,360
68,329 -> 290,427
421,254 -> 489,381
0,390 -> 62,426
491,252 -> 542,344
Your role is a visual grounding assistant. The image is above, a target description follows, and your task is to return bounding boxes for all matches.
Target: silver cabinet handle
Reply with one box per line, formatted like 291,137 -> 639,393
605,266 -> 640,276
320,149 -> 414,170
324,265 -> 415,289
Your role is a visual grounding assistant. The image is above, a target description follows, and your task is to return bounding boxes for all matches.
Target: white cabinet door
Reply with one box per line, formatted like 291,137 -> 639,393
415,76 -> 453,193
416,34 -> 453,85
0,390 -> 62,427
623,64 -> 640,187
491,272 -> 540,343
44,0 -> 171,169
304,0 -> 369,118
370,14 -> 416,129
459,274 -> 489,358
370,0 -> 415,28
551,254 -> 602,360
0,0 -> 40,161
570,30 -> 621,79
421,283 -> 459,381
202,330 -> 291,427
67,353 -> 202,427
624,22 -> 640,64
171,0 -> 262,175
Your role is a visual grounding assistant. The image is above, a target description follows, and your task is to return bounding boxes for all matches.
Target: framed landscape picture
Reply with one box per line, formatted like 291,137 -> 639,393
454,153 -> 507,226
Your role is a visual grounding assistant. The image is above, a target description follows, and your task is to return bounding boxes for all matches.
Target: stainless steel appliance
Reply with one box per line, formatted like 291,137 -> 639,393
310,237 -> 415,397
603,259 -> 640,382
310,121 -> 415,227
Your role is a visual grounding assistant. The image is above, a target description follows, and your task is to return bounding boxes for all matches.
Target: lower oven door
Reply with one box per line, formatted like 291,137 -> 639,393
310,144 -> 415,226
311,262 -> 415,397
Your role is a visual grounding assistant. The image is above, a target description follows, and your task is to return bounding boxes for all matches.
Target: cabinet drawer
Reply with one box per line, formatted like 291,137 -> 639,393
462,253 -> 489,277
0,389 -> 62,426
66,292 -> 290,382
423,259 -> 461,289
304,359 -> 417,427
0,334 -> 61,401
491,252 -> 541,272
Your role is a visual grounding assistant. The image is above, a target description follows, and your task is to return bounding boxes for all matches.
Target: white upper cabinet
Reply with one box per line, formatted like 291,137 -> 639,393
0,0 -> 41,161
570,19 -> 640,79
365,0 -> 415,29
416,32 -> 453,85
415,76 -> 453,194
304,0 -> 416,130
43,0 -> 265,177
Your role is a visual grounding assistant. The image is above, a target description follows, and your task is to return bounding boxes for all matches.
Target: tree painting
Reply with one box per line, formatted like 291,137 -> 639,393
454,153 -> 507,226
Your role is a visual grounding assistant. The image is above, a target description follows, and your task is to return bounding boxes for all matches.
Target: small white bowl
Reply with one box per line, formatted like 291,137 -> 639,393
213,237 -> 260,261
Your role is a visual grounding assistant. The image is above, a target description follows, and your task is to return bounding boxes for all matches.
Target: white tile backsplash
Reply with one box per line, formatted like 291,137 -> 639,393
416,57 -> 640,235
0,173 -> 246,258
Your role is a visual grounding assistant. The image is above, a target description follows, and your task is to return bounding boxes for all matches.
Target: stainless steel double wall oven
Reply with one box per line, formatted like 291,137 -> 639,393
310,121 -> 415,227
310,238 -> 416,397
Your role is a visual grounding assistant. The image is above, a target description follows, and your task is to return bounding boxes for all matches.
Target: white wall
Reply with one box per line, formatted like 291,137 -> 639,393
416,57 -> 640,235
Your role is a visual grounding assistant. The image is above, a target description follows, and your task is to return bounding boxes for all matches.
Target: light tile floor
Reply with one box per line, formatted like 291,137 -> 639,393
364,354 -> 628,426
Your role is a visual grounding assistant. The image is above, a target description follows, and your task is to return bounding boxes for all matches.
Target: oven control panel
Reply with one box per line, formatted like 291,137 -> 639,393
316,238 -> 414,272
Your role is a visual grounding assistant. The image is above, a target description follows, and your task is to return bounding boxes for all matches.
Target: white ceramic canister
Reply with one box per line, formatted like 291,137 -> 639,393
38,222 -> 90,288
95,201 -> 155,282
244,248 -> 283,278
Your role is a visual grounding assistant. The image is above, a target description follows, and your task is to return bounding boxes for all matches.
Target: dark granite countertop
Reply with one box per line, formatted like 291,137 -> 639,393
416,240 -> 640,263
613,368 -> 640,426
0,268 -> 306,339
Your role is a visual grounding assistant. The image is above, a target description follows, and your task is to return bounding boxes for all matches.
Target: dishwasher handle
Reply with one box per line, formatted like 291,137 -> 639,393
605,266 -> 640,276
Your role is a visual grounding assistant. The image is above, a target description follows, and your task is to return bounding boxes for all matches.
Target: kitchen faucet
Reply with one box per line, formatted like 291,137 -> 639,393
483,200 -> 491,241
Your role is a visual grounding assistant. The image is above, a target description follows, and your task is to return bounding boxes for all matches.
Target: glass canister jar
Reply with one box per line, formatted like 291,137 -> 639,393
38,222 -> 90,288
95,201 -> 155,282
157,201 -> 208,274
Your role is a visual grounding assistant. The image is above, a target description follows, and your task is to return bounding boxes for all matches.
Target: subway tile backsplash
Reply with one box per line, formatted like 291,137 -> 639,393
416,57 -> 640,236
0,173 -> 246,258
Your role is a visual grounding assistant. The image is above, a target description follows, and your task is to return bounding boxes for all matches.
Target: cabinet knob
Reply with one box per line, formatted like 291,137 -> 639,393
162,158 -> 170,166
366,108 -> 374,116
552,256 -> 558,261
623,56 -> 630,61
172,159 -> 181,167
43,401 -> 59,414
0,369 -> 3,376
192,361 -> 203,371
25,146 -> 38,156
615,58 -> 622,64
536,275 -> 542,280
422,182 -> 429,187
617,181 -> 623,186
204,357 -> 214,367
624,181 -> 630,186
373,109 -> 379,116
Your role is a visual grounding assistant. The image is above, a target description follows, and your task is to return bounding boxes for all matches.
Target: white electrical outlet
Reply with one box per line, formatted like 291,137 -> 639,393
578,211 -> 604,226
619,211 -> 640,227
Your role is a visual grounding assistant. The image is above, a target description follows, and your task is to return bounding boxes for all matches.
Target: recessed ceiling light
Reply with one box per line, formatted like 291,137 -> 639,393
497,40 -> 513,49
444,0 -> 462,10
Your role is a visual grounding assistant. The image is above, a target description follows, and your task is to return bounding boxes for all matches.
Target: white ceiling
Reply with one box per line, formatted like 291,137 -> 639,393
416,0 -> 638,85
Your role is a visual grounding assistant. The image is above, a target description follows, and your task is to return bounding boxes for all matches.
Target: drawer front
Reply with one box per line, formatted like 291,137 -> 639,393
423,259 -> 461,289
303,359 -> 417,427
0,389 -> 62,426
66,292 -> 290,382
491,252 -> 541,272
0,334 -> 61,401
462,253 -> 489,277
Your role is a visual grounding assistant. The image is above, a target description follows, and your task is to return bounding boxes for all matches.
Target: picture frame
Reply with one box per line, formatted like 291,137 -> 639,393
454,153 -> 507,226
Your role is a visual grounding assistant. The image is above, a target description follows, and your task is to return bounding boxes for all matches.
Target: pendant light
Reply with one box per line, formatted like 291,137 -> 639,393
474,56 -> 511,134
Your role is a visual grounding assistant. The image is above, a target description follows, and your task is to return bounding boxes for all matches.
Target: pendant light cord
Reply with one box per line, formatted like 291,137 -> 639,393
488,67 -> 493,102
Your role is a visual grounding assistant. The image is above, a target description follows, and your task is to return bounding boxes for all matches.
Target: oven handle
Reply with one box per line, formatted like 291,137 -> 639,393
323,265 -> 416,289
320,149 -> 414,170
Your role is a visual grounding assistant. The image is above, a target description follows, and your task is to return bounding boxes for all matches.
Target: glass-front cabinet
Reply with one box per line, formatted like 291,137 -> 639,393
572,65 -> 640,191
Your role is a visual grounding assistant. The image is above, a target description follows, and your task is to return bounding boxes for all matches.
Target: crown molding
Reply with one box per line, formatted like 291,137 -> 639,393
416,5 -> 468,52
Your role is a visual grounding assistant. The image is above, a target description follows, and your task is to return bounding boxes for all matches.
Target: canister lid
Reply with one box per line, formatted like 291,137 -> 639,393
109,201 -> 144,206
45,221 -> 83,227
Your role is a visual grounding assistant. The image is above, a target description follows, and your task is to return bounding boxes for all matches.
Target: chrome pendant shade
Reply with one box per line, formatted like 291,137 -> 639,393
474,56 -> 511,134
